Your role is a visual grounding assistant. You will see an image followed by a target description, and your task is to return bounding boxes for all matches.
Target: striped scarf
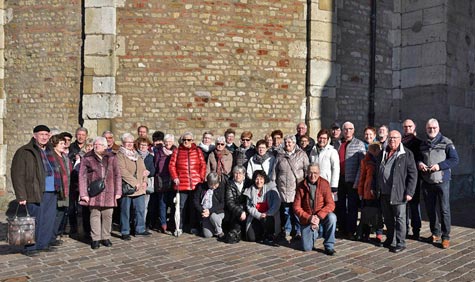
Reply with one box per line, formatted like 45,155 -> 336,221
46,148 -> 61,193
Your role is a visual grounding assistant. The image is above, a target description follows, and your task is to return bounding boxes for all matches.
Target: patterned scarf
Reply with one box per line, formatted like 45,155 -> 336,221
46,148 -> 61,193
55,153 -> 71,200
119,146 -> 139,161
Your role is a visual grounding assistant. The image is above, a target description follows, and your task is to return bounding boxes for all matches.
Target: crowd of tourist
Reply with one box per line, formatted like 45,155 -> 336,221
11,118 -> 459,257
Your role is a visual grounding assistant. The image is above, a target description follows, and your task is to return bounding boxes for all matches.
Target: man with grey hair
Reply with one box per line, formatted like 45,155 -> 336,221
419,118 -> 459,249
295,122 -> 315,149
102,130 -> 120,153
333,121 -> 365,238
293,163 -> 336,255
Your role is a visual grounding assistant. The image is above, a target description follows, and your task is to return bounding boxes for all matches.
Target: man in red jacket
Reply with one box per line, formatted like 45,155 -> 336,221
294,163 -> 336,255
169,132 -> 206,236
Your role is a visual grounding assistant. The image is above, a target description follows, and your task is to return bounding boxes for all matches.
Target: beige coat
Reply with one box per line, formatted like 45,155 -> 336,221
117,151 -> 147,197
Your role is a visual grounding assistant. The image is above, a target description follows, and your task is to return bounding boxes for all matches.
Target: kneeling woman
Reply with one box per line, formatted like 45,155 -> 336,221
243,170 -> 281,243
193,172 -> 225,238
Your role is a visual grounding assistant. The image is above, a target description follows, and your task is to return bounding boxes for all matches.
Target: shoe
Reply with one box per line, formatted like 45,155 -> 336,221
49,239 -> 64,247
101,239 -> 112,247
390,246 -> 406,253
173,229 -> 183,237
294,233 -> 302,241
426,235 -> 440,243
91,241 -> 100,250
382,240 -> 392,248
284,232 -> 292,242
216,232 -> 225,239
121,234 -> 131,241
136,231 -> 152,236
39,246 -> 57,252
324,248 -> 336,256
375,235 -> 384,247
23,250 -> 40,257
190,228 -> 199,235
441,239 -> 450,249
412,230 -> 420,241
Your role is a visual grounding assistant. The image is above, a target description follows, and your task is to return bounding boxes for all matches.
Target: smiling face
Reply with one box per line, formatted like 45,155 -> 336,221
307,165 -> 320,184
182,134 -> 193,148
34,131 -> 50,147
76,130 -> 87,144
342,123 -> 355,141
387,130 -> 402,151
364,129 -> 376,144
426,121 -> 440,139
123,138 -> 135,151
255,174 -> 265,189
284,138 -> 296,152
317,133 -> 329,148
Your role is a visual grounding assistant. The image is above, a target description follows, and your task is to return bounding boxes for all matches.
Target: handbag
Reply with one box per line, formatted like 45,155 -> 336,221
122,180 -> 136,196
7,205 -> 36,246
87,159 -> 109,197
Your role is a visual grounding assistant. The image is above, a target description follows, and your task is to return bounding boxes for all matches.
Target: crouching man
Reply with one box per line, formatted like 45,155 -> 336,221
293,163 -> 337,255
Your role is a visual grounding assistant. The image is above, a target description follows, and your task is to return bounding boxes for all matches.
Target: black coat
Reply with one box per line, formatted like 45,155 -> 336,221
193,181 -> 225,214
225,178 -> 251,219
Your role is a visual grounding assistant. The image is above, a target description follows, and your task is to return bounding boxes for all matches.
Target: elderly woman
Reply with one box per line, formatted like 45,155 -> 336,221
193,172 -> 225,238
244,170 -> 281,243
198,131 -> 215,162
117,133 -> 150,240
273,134 -> 309,242
79,137 -> 122,249
207,135 -> 233,180
247,139 -> 276,180
153,134 -> 177,233
135,137 -> 156,229
233,131 -> 256,168
169,132 -> 206,236
298,135 -> 313,157
225,165 -> 251,243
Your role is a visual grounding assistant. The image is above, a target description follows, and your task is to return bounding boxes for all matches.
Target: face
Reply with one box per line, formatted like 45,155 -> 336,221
64,137 -> 71,149
378,127 -> 388,141
123,138 -> 134,150
240,136 -> 251,148
296,123 -> 307,136
233,170 -> 245,184
54,140 -> 66,154
76,130 -> 87,144
226,133 -> 235,144
342,124 -> 354,141
317,133 -> 329,148
284,139 -> 296,152
104,134 -> 114,147
266,136 -> 273,147
202,134 -> 213,145
182,135 -> 193,148
85,143 -> 94,153
307,165 -> 320,184
164,139 -> 174,150
208,183 -> 219,190
364,129 -> 376,144
403,120 -> 416,135
93,141 -> 106,155
138,142 -> 149,153
138,127 -> 148,138
257,144 -> 267,156
215,140 -> 226,151
299,137 -> 309,149
273,135 -> 283,147
255,175 -> 265,188
34,131 -> 50,147
331,128 -> 341,139
426,121 -> 439,139
387,131 -> 402,151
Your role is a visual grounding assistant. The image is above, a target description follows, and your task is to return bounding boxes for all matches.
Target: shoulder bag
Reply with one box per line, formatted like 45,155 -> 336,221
87,159 -> 109,197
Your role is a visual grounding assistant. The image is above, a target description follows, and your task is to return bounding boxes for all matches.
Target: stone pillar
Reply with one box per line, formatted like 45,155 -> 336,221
308,0 -> 339,137
83,0 -> 125,135
0,0 -> 6,196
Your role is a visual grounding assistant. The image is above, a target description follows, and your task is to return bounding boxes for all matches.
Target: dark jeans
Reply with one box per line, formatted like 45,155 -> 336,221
406,183 -> 421,234
381,195 -> 407,248
158,191 -> 175,229
336,179 -> 359,235
177,191 -> 198,232
53,206 -> 68,239
422,181 -> 451,240
246,216 -> 275,242
26,192 -> 57,251
68,190 -> 79,233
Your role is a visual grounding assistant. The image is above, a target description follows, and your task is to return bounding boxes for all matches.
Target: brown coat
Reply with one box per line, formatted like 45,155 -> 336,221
206,148 -> 233,177
78,151 -> 122,207
117,150 -> 147,197
293,177 -> 335,225
357,154 -> 378,200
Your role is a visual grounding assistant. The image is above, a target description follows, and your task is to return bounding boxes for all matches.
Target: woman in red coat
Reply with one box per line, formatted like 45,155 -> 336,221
169,132 -> 206,236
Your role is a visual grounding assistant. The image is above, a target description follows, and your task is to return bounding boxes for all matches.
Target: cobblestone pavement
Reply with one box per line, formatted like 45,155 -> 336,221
0,199 -> 473,282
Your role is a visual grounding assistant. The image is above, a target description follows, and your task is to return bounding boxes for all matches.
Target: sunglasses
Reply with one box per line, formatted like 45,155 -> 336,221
241,139 -> 250,141
216,143 -> 225,146
183,139 -> 193,142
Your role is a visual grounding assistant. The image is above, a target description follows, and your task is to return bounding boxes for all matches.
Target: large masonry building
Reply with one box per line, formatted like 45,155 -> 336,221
0,0 -> 474,204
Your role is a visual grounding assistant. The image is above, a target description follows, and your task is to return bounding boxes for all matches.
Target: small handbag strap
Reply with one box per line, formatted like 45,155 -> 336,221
15,204 -> 30,218
102,157 -> 110,181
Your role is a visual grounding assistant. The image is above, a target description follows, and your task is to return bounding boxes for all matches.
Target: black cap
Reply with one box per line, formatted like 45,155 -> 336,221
33,125 -> 50,133
152,131 -> 165,142
60,132 -> 73,139
331,122 -> 340,129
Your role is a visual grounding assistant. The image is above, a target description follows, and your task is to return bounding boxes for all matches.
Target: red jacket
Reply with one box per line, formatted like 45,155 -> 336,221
169,143 -> 206,191
293,177 -> 335,225
357,154 -> 378,200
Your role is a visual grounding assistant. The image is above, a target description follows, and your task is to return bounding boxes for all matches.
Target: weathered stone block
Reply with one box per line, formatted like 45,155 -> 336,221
84,55 -> 118,76
401,45 -> 422,68
85,35 -> 115,55
310,21 -> 337,43
392,71 -> 401,88
82,120 -> 99,138
401,23 -> 447,46
82,94 -> 122,119
93,76 -> 116,93
0,145 -> 6,174
289,40 -> 307,59
401,65 -> 446,88
423,5 -> 446,25
392,47 -> 401,70
310,60 -> 336,87
115,36 -> 126,56
0,26 -> 4,49
85,7 -> 116,35
318,0 -> 334,12
0,99 -> 4,119
310,41 -> 335,61
421,41 -> 446,66
402,0 -> 445,13
402,10 -> 422,29
312,2 -> 335,23
85,0 -> 117,7
308,96 -> 321,120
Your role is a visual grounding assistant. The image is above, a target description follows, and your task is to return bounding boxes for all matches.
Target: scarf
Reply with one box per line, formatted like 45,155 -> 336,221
138,149 -> 150,159
55,153 -> 71,200
402,133 -> 415,145
201,188 -> 214,210
46,148 -> 61,193
198,142 -> 213,153
162,146 -> 173,156
119,146 -> 139,161
214,150 -> 226,176
252,152 -> 271,165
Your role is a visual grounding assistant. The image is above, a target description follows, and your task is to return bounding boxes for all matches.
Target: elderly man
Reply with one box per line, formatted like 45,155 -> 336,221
293,163 -> 336,255
295,122 -> 315,149
11,125 -> 58,256
102,130 -> 120,153
401,119 -> 422,240
330,122 -> 341,146
377,130 -> 417,253
137,125 -> 149,138
419,118 -> 459,249
378,125 -> 389,147
333,121 -> 365,238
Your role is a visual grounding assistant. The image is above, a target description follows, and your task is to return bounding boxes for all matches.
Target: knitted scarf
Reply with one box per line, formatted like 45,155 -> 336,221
119,146 -> 139,161
46,148 -> 61,193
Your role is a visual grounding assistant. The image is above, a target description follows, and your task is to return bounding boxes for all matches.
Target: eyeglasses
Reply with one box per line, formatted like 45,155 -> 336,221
216,143 -> 225,146
183,139 -> 193,142
241,139 -> 250,142
139,144 -> 148,147
388,136 -> 400,140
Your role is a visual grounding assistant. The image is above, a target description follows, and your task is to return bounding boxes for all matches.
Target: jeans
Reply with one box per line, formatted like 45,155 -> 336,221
202,212 -> 225,238
26,192 -> 57,251
52,206 -> 68,239
422,181 -> 451,240
158,191 -> 175,229
381,195 -> 407,248
280,202 -> 300,235
336,180 -> 359,234
406,182 -> 421,234
177,191 -> 198,231
301,212 -> 336,251
120,195 -> 146,235
68,190 -> 79,233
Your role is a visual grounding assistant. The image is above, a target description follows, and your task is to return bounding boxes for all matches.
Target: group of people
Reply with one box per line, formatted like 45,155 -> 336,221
11,117 -> 458,256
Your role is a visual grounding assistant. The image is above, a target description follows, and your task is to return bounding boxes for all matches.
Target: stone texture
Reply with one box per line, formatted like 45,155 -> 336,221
84,35 -> 116,55
82,94 -> 122,119
93,76 -> 116,93
85,7 -> 116,35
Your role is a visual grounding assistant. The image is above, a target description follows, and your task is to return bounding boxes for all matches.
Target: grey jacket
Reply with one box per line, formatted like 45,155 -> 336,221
243,181 -> 281,232
334,137 -> 366,184
272,147 -> 309,203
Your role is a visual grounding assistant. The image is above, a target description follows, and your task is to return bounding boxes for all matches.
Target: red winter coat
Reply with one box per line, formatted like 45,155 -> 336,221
169,143 -> 206,191
357,154 -> 378,200
293,177 -> 335,225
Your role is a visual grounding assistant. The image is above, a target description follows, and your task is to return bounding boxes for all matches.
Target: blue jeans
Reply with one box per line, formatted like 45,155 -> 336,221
158,191 -> 175,228
422,181 -> 451,240
301,212 -> 336,251
280,202 -> 300,235
120,195 -> 146,235
336,180 -> 359,234
406,183 -> 421,234
26,192 -> 57,251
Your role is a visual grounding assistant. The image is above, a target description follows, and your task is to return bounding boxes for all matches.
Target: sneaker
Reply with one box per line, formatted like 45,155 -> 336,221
174,229 -> 183,237
121,234 -> 131,241
136,231 -> 152,236
441,239 -> 450,249
23,250 -> 40,257
284,232 -> 292,242
49,239 -> 64,246
324,248 -> 336,256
